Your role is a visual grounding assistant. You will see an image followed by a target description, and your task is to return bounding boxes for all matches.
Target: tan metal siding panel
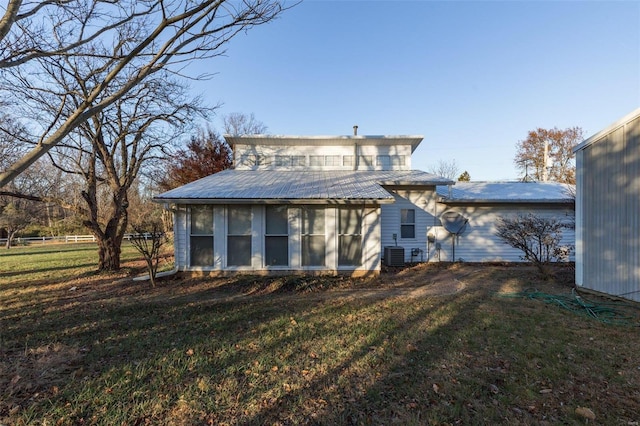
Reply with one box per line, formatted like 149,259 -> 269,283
582,117 -> 640,301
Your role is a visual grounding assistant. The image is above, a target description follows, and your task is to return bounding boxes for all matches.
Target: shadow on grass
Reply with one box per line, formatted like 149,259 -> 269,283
3,265 -> 638,425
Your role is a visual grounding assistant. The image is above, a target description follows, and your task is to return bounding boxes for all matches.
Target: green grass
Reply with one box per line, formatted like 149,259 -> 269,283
1,246 -> 640,425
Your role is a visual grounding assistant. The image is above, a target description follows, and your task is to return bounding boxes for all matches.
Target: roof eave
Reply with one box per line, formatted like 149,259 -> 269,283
574,107 -> 640,152
152,197 -> 396,205
438,198 -> 575,205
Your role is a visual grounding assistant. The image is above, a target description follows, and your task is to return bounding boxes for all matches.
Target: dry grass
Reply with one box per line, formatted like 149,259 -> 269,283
1,247 -> 640,425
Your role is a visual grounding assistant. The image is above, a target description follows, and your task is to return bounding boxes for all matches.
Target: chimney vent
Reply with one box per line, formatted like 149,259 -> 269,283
353,125 -> 358,136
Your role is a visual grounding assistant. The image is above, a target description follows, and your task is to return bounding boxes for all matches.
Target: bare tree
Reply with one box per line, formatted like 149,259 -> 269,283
223,112 -> 268,136
428,159 -> 460,180
495,214 -> 572,278
514,127 -> 583,184
129,222 -> 167,287
0,201 -> 31,248
0,0 -> 290,188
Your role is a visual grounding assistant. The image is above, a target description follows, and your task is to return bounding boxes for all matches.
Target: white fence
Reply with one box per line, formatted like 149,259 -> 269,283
0,234 -> 153,246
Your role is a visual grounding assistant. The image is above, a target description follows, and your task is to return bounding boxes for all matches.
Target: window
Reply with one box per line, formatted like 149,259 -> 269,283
392,155 -> 406,166
265,206 -> 288,266
309,155 -> 323,167
275,155 -> 291,167
324,155 -> 341,166
338,207 -> 362,266
302,207 -> 325,266
376,155 -> 391,167
343,155 -> 354,167
401,208 -> 416,239
227,206 -> 252,266
190,205 -> 214,266
292,155 -> 306,167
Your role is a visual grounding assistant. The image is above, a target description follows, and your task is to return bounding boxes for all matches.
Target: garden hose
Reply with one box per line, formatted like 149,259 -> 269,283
499,288 -> 638,326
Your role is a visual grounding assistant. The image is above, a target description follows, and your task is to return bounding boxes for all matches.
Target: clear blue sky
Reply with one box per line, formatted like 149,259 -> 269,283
187,0 -> 640,181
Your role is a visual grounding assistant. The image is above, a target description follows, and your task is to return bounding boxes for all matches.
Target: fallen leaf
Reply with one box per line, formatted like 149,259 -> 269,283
539,388 -> 552,394
186,348 -> 194,356
432,383 -> 440,394
575,406 -> 596,420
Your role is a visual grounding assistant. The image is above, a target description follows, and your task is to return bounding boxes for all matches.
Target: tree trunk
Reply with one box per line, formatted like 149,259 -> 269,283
97,235 -> 122,270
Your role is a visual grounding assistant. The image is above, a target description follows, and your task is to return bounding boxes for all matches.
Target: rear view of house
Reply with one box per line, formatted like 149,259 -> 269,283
574,108 -> 640,302
154,134 -> 453,275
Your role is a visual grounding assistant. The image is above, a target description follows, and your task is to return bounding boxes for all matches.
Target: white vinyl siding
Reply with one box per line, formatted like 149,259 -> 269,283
435,205 -> 575,263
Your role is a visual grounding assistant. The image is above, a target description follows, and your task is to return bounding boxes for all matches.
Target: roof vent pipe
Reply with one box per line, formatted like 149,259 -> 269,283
353,125 -> 358,136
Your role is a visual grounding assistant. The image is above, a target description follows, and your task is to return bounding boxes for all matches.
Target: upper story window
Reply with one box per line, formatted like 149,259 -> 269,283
324,155 -> 341,166
292,156 -> 306,167
239,154 -> 270,168
377,155 -> 391,167
309,155 -> 323,167
275,155 -> 291,167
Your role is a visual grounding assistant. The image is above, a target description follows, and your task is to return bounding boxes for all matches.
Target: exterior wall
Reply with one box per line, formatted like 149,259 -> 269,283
380,187 -> 440,263
233,143 -> 412,171
576,114 -> 640,301
433,204 -> 575,262
173,205 -> 188,269
175,204 -> 381,274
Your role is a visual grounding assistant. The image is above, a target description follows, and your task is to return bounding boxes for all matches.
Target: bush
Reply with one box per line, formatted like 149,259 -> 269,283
495,214 -> 572,278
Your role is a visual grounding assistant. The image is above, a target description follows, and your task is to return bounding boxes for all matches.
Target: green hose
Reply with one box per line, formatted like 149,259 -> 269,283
499,288 -> 638,326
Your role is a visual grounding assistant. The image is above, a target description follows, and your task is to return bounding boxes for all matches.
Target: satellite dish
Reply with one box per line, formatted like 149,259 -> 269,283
442,211 -> 468,235
441,211 -> 468,262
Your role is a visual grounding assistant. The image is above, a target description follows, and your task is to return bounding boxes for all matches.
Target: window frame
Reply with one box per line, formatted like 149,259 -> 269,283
301,206 -> 326,267
400,208 -> 416,239
189,205 -> 214,267
338,206 -> 363,267
264,205 -> 289,267
226,205 -> 252,267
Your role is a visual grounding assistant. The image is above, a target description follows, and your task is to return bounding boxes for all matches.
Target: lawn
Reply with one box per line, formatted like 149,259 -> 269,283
1,245 -> 640,425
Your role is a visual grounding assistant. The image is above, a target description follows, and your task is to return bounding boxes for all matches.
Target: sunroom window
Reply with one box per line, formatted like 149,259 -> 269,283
227,206 -> 252,266
302,207 -> 326,266
265,205 -> 288,266
190,205 -> 213,266
338,207 -> 362,266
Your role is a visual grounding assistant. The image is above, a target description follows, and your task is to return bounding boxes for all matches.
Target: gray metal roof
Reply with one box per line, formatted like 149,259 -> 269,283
436,181 -> 575,204
154,170 -> 452,204
224,135 -> 424,153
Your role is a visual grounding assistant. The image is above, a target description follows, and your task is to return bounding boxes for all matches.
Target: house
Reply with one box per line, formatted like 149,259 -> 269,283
154,134 -> 576,275
573,108 -> 640,302
434,182 -> 575,262
154,134 -> 453,275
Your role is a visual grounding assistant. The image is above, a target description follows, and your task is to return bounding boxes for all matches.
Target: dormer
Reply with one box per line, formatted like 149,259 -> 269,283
224,134 -> 423,171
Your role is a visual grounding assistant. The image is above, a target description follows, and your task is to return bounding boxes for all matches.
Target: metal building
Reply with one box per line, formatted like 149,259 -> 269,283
574,108 -> 640,301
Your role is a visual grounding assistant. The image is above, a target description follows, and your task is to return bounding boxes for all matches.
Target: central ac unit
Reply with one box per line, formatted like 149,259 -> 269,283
384,246 -> 405,267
